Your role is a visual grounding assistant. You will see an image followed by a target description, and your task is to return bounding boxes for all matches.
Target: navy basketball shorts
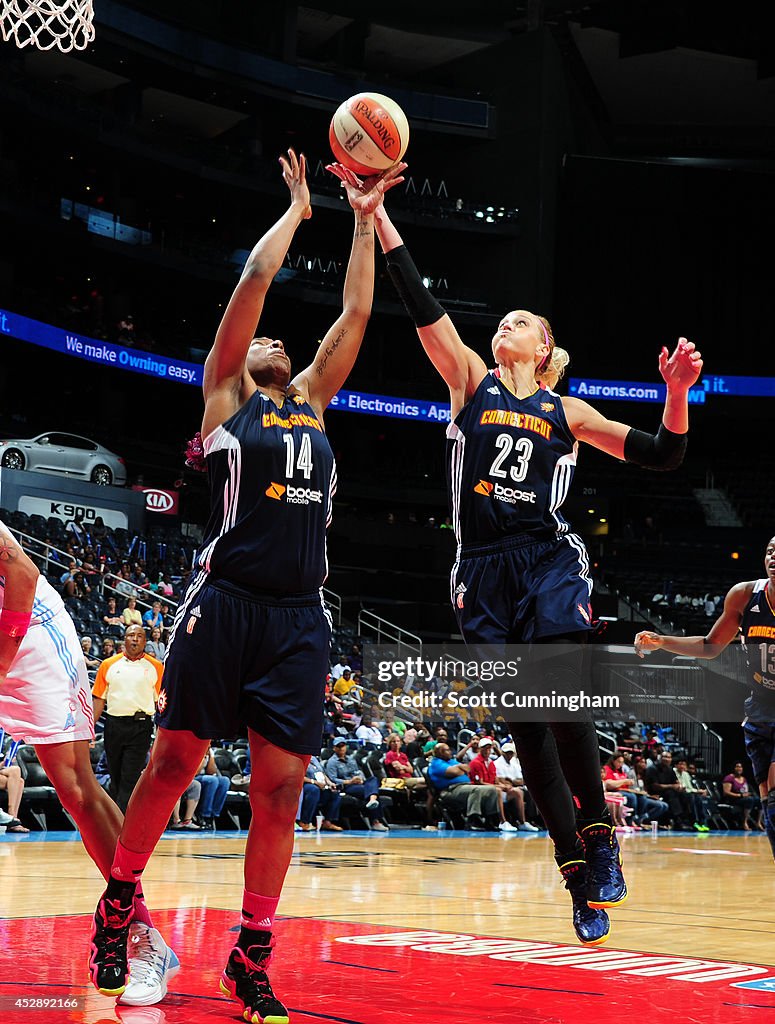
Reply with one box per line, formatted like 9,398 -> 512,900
743,720 -> 775,787
158,577 -> 332,755
451,532 -> 593,644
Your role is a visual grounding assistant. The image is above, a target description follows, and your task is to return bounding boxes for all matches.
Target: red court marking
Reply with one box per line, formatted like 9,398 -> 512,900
1,911 -> 773,1024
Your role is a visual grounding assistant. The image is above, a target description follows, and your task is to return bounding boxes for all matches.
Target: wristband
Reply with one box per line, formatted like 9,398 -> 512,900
0,609 -> 32,639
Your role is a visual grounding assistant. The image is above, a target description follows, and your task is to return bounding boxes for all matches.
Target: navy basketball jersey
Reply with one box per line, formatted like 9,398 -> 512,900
740,580 -> 775,723
197,389 -> 336,593
446,371 -> 578,548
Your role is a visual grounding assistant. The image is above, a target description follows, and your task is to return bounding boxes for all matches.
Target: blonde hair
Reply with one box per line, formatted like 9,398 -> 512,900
534,316 -> 569,390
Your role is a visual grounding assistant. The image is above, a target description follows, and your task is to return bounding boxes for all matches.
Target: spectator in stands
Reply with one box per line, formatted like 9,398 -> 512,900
722,762 -> 760,831
621,752 -> 668,826
60,559 -> 89,599
325,738 -> 388,831
427,742 -> 501,830
100,636 -> 116,660
142,600 -> 164,632
468,737 -> 517,832
117,314 -> 135,345
91,625 -> 163,811
601,766 -> 629,829
492,741 -> 539,831
160,601 -> 175,631
384,734 -> 426,793
297,755 -> 343,831
80,636 -> 102,680
355,712 -> 383,748
333,668 -> 356,698
349,644 -> 363,673
457,735 -> 480,763
404,725 -> 430,761
130,563 -> 149,591
0,760 -> 29,833
195,747 -> 231,830
674,758 -> 710,831
114,568 -> 136,599
91,516 -> 108,544
121,596 -> 143,628
331,655 -> 351,681
381,708 -> 406,739
170,780 -> 202,830
425,726 -> 449,756
145,626 -> 166,661
65,512 -> 88,546
102,596 -> 122,630
644,751 -> 693,830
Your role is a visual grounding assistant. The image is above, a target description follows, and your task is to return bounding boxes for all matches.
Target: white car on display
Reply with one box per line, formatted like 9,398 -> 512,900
0,432 -> 127,486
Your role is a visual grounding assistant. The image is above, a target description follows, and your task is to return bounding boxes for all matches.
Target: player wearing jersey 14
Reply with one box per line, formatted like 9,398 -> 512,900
88,149 -> 405,1021
636,535 -> 775,859
327,164 -> 703,947
0,524 -> 176,1006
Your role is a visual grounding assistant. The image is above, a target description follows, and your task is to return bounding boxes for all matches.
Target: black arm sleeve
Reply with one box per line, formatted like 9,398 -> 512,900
384,245 -> 445,328
623,423 -> 687,471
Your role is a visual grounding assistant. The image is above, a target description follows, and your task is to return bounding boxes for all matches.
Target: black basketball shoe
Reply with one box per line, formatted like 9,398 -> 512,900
220,934 -> 289,1024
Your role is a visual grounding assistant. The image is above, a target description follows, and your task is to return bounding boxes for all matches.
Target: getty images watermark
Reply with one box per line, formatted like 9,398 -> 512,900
363,644 -> 755,723
374,654 -> 618,715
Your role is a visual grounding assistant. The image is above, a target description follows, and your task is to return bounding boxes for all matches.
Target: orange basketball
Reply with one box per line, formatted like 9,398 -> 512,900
329,92 -> 409,176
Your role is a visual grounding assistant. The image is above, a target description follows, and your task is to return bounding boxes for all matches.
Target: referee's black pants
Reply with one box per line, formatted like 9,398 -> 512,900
104,714 -> 154,812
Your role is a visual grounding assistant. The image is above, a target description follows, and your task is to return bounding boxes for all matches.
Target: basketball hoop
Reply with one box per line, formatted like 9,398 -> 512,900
0,0 -> 95,52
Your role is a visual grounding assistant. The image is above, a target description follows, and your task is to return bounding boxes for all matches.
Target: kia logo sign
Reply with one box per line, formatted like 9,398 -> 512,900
145,489 -> 174,511
133,486 -> 178,515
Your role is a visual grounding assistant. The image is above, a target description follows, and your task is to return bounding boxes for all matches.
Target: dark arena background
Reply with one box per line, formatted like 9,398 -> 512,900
1,3 -> 775,1024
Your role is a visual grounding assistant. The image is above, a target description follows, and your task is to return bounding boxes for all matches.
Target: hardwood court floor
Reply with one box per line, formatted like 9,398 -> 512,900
1,828 -> 774,1024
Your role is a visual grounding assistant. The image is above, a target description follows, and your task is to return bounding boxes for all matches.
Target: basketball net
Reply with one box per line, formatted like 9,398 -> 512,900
0,0 -> 95,52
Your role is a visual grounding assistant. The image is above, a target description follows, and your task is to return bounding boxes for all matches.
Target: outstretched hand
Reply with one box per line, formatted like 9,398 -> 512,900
279,148 -> 311,219
325,161 -> 408,215
634,630 -> 663,659
659,337 -> 703,392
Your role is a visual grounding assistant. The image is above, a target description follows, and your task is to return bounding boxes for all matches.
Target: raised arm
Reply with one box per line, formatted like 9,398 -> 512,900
373,203 -> 487,419
634,581 -> 751,659
562,339 -> 703,463
202,149 -> 311,431
294,162 -> 405,417
0,526 -> 39,681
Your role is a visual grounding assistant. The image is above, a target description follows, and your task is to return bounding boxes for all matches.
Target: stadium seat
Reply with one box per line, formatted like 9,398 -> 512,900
15,745 -> 67,830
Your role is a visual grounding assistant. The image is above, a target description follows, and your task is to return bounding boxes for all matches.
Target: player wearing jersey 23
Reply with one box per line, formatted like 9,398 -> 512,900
336,170 -> 703,947
636,535 -> 775,860
88,149 -> 405,1021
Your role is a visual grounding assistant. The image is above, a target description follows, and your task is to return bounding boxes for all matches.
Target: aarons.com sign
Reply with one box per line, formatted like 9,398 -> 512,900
132,486 -> 179,516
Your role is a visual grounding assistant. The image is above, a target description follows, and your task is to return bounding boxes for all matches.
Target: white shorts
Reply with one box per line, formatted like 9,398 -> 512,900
0,605 -> 94,745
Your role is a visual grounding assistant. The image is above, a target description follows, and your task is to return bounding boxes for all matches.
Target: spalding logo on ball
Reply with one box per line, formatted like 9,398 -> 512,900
329,92 -> 409,176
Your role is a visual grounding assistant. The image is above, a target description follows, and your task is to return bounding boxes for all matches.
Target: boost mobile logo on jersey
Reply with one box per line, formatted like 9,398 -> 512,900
267,482 -> 323,505
474,479 -> 537,505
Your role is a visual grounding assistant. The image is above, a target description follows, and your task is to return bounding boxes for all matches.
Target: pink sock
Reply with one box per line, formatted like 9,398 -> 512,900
111,839 -> 152,883
133,886 -> 154,927
241,890 -> 280,931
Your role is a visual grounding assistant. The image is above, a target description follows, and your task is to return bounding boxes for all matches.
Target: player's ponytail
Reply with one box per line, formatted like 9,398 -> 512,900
534,316 -> 569,390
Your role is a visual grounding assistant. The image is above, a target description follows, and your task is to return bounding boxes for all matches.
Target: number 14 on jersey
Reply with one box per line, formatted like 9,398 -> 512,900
283,433 -> 313,480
